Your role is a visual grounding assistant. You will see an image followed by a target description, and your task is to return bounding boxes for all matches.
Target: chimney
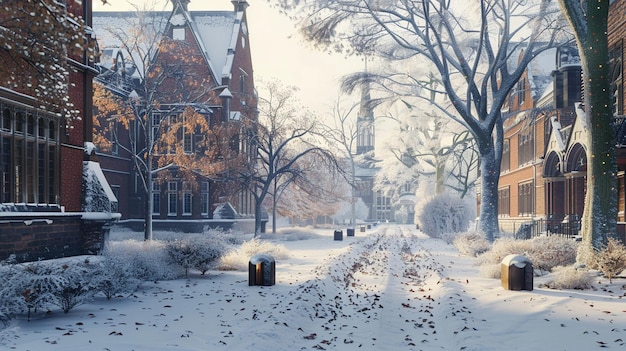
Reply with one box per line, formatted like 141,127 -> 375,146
231,0 -> 249,12
175,0 -> 190,11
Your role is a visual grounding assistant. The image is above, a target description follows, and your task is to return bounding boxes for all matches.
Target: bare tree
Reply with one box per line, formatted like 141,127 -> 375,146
277,0 -> 569,240
558,1 -> 617,258
94,7 -> 233,240
241,79 -> 337,236
321,94 -> 361,226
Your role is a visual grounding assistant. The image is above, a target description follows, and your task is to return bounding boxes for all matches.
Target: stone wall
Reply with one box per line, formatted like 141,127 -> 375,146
0,213 -> 112,263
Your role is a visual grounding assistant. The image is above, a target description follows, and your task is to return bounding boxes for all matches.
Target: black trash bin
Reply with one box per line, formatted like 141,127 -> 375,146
367,224 -> 371,229
501,254 -> 533,291
360,225 -> 366,232
334,229 -> 343,241
249,254 -> 276,286
347,228 -> 355,237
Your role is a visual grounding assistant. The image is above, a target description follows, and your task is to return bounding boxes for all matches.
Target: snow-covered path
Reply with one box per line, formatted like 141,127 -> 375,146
2,225 -> 625,350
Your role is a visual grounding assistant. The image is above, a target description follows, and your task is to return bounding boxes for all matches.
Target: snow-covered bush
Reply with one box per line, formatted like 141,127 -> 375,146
105,240 -> 183,281
47,260 -> 100,313
218,238 -> 289,271
0,259 -> 100,317
476,236 -> 577,277
453,232 -> 492,257
545,265 -> 594,290
416,192 -> 473,240
593,238 -> 626,283
527,236 -> 578,273
479,264 -> 502,279
94,254 -> 141,300
166,236 -> 228,277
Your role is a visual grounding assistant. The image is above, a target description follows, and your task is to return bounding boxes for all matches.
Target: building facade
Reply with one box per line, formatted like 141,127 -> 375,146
92,0 -> 258,231
1,0 -> 117,262
486,0 -> 626,239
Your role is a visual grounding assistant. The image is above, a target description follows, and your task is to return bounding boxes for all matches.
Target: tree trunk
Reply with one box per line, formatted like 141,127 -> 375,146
145,156 -> 153,241
478,139 -> 501,242
579,1 -> 617,254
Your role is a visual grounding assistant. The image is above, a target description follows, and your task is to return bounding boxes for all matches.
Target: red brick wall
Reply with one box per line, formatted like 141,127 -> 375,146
0,215 -> 110,263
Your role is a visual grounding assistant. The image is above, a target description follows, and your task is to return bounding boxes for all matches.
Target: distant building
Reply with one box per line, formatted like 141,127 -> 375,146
92,0 -> 258,231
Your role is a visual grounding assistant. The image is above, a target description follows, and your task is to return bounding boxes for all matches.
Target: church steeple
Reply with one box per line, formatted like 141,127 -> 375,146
356,59 -> 375,155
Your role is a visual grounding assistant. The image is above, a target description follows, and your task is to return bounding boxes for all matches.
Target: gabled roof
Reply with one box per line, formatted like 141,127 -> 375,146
93,4 -> 245,85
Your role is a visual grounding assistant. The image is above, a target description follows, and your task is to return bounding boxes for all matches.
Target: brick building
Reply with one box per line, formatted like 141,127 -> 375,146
92,0 -> 259,231
1,0 -> 118,262
487,0 -> 626,239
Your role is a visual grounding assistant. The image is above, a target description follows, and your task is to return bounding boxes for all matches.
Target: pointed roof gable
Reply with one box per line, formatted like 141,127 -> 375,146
93,1 -> 249,87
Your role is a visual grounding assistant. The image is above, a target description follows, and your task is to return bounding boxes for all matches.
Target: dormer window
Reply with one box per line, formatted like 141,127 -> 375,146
173,27 -> 185,41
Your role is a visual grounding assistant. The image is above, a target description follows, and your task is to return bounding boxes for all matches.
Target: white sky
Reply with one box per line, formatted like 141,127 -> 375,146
93,0 -> 364,114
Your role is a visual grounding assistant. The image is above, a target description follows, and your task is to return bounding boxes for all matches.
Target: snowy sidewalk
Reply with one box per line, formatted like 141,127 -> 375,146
1,225 -> 625,350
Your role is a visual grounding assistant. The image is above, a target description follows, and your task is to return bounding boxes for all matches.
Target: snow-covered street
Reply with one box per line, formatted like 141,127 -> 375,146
2,225 -> 625,350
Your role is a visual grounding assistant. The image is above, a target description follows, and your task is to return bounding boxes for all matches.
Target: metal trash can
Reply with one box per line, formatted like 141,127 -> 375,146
334,229 -> 343,241
360,225 -> 366,232
367,224 -> 371,229
249,254 -> 275,286
501,254 -> 533,291
347,228 -> 355,237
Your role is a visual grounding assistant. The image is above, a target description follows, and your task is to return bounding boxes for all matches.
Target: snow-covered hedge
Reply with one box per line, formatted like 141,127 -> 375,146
453,232 -> 491,257
544,265 -> 594,290
416,193 -> 473,240
476,236 -> 578,278
218,238 -> 289,271
0,257 -> 100,322
166,236 -> 228,277
105,239 -> 183,281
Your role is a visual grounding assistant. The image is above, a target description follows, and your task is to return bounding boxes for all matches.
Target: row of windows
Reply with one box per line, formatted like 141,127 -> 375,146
1,106 -> 59,204
152,181 -> 210,216
501,130 -> 535,171
497,181 -> 535,217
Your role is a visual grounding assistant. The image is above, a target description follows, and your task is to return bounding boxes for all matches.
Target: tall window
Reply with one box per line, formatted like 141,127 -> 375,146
182,182 -> 192,215
152,182 -> 160,215
498,187 -> 510,217
518,128 -> 534,166
183,114 -> 192,154
200,181 -> 209,216
0,104 -> 59,205
168,181 -> 177,216
609,43 -> 623,116
517,79 -> 526,105
518,181 -> 535,217
151,112 -> 161,142
239,68 -> 248,93
501,139 -> 510,172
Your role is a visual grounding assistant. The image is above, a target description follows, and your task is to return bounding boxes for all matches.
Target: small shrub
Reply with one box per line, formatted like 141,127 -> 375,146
416,193 -> 473,239
166,236 -> 229,277
594,238 -> 626,283
479,263 -> 501,279
453,232 -> 491,257
546,265 -> 594,290
48,261 -> 99,313
476,236 -> 577,273
106,239 -> 183,281
94,255 -> 141,300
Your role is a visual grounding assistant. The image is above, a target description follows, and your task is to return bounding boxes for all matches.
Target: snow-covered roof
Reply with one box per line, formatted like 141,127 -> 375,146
92,7 -> 243,84
190,11 -> 242,81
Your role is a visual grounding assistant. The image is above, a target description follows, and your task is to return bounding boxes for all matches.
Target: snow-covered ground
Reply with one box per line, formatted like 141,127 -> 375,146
1,224 -> 625,350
